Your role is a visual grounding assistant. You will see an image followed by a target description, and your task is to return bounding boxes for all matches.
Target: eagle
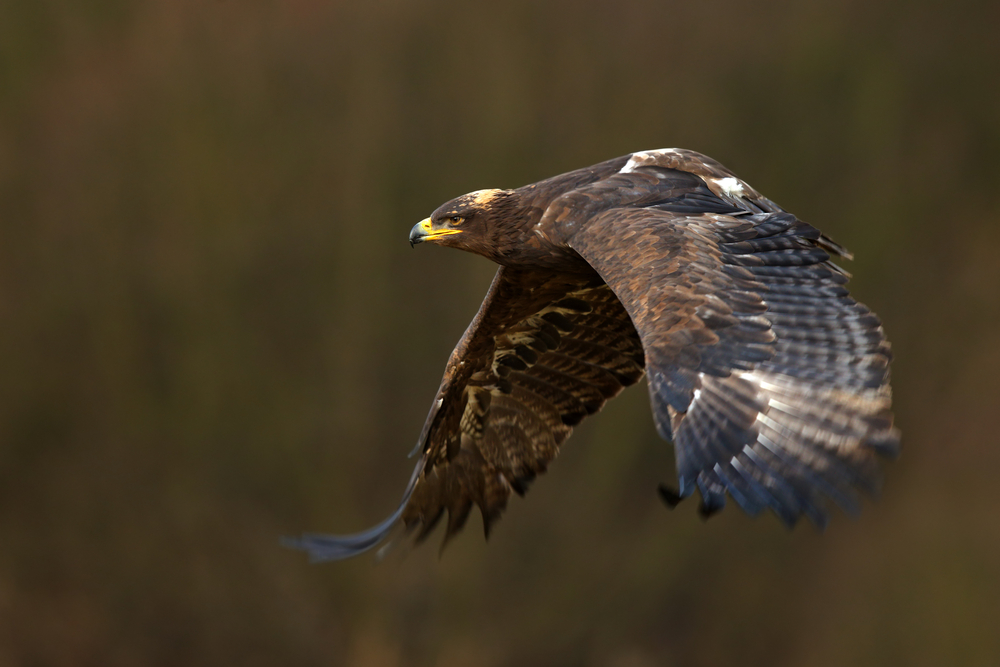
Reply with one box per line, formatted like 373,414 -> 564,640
285,148 -> 900,561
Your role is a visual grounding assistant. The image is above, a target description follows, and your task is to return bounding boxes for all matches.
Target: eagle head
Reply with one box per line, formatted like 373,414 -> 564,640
409,188 -> 518,258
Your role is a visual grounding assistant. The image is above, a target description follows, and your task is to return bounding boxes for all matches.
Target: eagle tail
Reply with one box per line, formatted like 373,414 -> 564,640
282,452 -> 427,562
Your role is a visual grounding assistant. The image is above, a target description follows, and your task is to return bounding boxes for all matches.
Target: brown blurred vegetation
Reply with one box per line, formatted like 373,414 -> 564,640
1,0 -> 999,665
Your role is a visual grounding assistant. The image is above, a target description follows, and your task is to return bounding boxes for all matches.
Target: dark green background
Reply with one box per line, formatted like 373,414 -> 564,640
1,0 -> 998,665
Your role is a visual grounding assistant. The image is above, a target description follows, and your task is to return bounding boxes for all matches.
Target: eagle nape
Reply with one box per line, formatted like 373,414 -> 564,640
286,148 -> 900,562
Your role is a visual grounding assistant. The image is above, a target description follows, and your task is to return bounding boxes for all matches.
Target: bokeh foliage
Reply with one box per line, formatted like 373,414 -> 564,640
1,0 -> 998,665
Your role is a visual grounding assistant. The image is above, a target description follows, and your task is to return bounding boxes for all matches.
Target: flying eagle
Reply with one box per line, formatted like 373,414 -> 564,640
285,149 -> 900,561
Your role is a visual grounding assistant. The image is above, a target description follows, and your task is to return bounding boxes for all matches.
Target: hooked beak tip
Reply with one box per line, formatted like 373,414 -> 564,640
409,217 -> 431,247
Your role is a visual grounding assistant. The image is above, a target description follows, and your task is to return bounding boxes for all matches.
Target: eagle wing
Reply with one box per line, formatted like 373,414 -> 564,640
564,151 -> 899,526
286,265 -> 645,560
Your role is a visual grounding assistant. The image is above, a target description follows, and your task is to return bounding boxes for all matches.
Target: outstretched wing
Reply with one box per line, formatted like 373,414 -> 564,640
286,265 -> 644,560
566,152 -> 899,526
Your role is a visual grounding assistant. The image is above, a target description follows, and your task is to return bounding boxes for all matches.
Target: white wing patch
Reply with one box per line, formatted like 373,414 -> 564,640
712,177 -> 746,198
619,148 -> 682,174
619,149 -> 762,209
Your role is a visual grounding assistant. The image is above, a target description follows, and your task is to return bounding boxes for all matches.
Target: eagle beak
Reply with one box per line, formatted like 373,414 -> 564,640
409,217 -> 462,247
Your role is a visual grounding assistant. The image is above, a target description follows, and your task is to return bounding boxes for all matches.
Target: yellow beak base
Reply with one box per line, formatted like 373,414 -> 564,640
409,217 -> 462,246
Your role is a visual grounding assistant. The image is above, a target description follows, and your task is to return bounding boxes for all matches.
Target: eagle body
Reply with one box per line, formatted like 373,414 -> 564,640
287,149 -> 899,561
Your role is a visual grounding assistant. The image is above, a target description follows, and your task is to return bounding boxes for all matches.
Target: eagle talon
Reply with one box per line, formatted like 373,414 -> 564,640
657,484 -> 684,508
698,500 -> 723,521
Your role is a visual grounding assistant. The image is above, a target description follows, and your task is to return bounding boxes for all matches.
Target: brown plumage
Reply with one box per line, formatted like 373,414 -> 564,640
284,149 -> 900,561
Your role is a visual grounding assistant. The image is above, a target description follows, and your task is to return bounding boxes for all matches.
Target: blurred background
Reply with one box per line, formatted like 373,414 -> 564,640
1,0 -> 999,665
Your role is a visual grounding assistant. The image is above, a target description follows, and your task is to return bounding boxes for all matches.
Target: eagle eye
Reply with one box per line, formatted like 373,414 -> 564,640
448,215 -> 465,225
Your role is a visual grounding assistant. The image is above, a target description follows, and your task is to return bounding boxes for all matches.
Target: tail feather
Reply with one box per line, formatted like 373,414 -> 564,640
282,452 -> 427,562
